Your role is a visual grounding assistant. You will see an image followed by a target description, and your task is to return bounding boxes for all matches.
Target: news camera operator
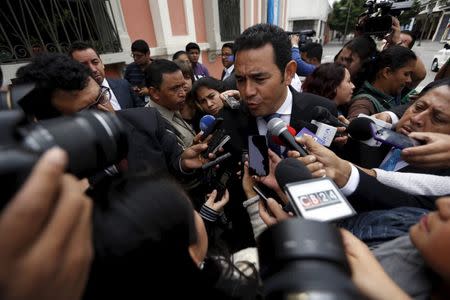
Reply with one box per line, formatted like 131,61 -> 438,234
290,33 -> 316,77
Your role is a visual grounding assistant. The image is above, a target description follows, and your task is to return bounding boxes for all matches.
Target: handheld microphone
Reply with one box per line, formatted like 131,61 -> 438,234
347,117 -> 374,141
312,106 -> 348,129
267,118 -> 308,157
275,158 -> 355,222
271,125 -> 296,146
199,114 -> 215,132
199,115 -> 223,140
347,117 -> 420,149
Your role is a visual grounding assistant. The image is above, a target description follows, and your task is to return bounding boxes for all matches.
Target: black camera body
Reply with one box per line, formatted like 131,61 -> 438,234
358,0 -> 410,37
0,110 -> 127,208
287,29 -> 317,47
258,219 -> 361,299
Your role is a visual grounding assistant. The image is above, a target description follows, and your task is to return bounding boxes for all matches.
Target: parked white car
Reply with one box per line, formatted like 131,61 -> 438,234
431,43 -> 450,72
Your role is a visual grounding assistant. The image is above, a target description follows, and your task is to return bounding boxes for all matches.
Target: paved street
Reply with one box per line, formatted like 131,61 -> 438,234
322,39 -> 446,91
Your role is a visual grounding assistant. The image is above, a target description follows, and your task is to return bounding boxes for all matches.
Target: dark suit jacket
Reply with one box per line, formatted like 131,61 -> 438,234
215,87 -> 338,250
116,107 -> 183,176
220,86 -> 338,161
108,78 -> 146,109
348,167 -> 450,212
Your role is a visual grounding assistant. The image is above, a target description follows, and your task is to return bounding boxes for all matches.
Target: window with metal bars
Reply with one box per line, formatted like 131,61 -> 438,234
0,0 -> 122,64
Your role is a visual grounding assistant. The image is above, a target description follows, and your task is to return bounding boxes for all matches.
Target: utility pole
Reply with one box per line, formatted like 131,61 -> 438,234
342,0 -> 352,45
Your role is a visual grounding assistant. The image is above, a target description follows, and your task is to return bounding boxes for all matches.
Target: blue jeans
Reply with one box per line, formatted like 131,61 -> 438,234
336,207 -> 429,247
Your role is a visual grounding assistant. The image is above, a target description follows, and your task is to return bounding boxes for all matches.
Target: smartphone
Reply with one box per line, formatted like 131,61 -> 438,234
214,170 -> 231,201
285,178 -> 356,222
224,95 -> 240,109
202,129 -> 229,158
370,123 -> 420,149
252,184 -> 270,202
248,135 -> 269,176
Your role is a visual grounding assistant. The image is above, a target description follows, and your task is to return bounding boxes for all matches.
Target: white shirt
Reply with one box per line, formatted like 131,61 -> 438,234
290,73 -> 302,92
222,64 -> 234,80
101,79 -> 121,111
256,87 -> 293,136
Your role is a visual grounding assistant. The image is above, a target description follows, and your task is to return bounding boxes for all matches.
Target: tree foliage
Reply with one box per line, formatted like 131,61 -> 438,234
398,0 -> 421,26
328,0 -> 367,35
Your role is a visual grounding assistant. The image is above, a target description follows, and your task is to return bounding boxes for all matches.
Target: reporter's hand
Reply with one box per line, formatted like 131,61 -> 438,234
180,143 -> 210,171
372,112 -> 392,123
290,34 -> 300,47
242,162 -> 257,199
204,189 -> 229,213
402,132 -> 450,168
0,148 -> 93,300
219,90 -> 241,102
258,198 -> 291,227
340,229 -> 411,300
294,135 -> 352,187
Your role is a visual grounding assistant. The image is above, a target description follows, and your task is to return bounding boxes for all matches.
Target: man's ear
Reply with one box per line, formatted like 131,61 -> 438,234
148,86 -> 160,101
284,60 -> 297,86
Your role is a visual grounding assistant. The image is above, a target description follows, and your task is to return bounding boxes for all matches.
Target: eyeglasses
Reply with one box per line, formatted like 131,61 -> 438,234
83,86 -> 111,110
131,53 -> 145,59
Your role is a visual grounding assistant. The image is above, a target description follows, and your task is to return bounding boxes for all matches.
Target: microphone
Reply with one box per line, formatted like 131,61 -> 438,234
199,115 -> 223,140
199,115 -> 215,132
312,106 -> 348,129
275,158 -> 355,222
275,158 -> 313,189
347,117 -> 374,141
347,117 -> 420,149
267,118 -> 308,157
271,125 -> 296,146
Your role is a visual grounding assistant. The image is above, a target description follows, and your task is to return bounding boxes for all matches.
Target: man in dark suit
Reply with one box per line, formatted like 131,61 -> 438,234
68,41 -> 145,110
220,42 -> 237,91
215,23 -> 337,251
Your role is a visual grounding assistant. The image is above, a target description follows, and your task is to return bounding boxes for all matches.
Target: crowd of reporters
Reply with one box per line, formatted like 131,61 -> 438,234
1,16 -> 450,300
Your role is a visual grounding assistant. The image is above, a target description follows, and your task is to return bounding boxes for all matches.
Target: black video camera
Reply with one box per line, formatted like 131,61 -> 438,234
287,29 -> 316,47
357,0 -> 410,37
0,109 -> 127,209
258,219 -> 361,299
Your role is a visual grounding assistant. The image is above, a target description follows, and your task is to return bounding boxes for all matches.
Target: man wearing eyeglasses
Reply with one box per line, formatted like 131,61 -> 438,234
124,39 -> 153,100
68,41 -> 145,111
220,43 -> 237,91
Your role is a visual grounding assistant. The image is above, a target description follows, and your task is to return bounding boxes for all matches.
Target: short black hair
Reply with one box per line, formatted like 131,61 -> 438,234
172,50 -> 187,60
174,60 -> 195,82
301,42 -> 323,62
185,42 -> 200,53
145,59 -> 181,89
131,39 -> 150,54
15,53 -> 91,120
401,30 -> 416,49
234,23 -> 290,74
191,77 -> 225,102
221,42 -> 234,53
68,41 -> 100,58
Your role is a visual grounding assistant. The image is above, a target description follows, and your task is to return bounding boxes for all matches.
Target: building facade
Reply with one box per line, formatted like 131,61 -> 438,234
414,0 -> 450,43
1,0 -> 297,84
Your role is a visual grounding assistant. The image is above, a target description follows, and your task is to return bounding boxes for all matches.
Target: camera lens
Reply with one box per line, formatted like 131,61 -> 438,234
22,110 -> 127,178
257,219 -> 361,299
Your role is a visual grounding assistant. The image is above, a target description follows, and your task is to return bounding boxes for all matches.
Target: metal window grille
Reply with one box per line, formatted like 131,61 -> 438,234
218,0 -> 240,42
0,0 -> 122,64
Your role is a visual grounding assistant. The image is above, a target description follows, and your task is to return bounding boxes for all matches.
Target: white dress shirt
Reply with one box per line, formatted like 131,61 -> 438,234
101,79 -> 121,111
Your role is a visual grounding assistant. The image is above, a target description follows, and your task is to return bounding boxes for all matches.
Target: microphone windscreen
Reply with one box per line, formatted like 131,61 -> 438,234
311,106 -> 329,121
275,158 -> 313,188
347,117 -> 374,141
199,115 -> 215,132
